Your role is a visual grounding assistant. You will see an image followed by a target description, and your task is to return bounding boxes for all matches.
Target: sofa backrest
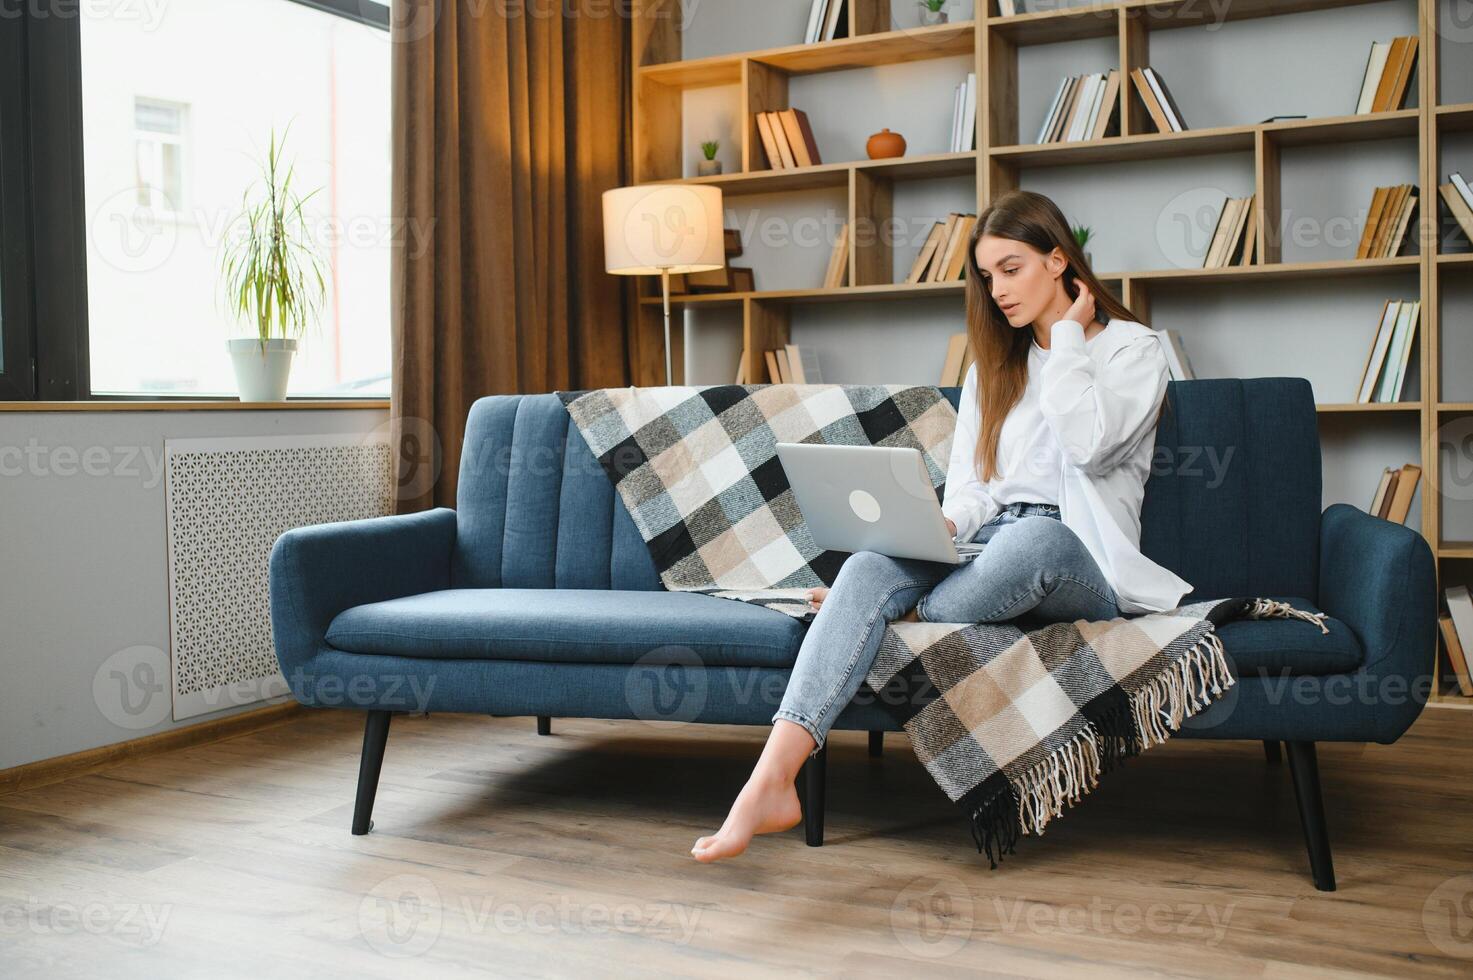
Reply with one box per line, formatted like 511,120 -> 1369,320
453,378 -> 1322,600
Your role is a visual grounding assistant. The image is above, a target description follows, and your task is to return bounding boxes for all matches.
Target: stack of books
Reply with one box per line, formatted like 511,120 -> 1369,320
1201,195 -> 1256,268
802,0 -> 847,43
1035,70 -> 1120,143
735,344 -> 824,384
906,213 -> 977,283
1368,462 -> 1421,524
1130,67 -> 1188,133
755,109 -> 823,170
1441,585 -> 1473,698
1355,299 -> 1421,403
1356,184 -> 1418,259
822,223 -> 850,289
1354,36 -> 1418,114
1438,172 -> 1473,244
950,73 -> 978,152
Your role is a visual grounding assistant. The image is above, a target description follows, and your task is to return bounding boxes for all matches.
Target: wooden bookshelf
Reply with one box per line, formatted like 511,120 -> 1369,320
630,0 -> 1473,704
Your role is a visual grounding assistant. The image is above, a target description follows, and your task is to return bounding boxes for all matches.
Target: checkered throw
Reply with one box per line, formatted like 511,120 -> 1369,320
557,384 -> 956,616
867,596 -> 1327,865
559,383 -> 1332,862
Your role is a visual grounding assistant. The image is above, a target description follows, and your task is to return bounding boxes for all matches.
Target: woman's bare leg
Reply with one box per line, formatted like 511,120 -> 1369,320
690,719 -> 812,863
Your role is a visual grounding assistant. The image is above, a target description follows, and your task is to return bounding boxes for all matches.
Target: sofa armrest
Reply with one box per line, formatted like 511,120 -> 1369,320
269,508 -> 457,681
1316,502 -> 1437,740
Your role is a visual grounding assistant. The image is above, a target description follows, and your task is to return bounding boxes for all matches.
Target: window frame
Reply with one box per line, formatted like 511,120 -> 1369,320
2,0 -> 391,403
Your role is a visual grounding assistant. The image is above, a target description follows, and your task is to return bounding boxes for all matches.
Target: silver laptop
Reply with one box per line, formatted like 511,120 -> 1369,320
775,443 -> 985,564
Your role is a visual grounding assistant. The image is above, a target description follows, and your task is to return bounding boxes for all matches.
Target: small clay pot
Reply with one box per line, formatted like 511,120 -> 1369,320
697,159 -> 722,176
866,128 -> 906,160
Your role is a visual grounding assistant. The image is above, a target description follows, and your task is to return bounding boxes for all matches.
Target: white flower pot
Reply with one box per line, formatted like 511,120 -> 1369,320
227,338 -> 297,402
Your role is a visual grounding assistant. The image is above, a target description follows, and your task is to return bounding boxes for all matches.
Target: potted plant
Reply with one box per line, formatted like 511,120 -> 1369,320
917,0 -> 949,25
1073,223 -> 1094,268
698,140 -> 722,177
219,129 -> 327,402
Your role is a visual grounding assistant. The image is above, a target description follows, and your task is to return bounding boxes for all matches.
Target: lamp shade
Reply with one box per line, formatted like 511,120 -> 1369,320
602,184 -> 725,275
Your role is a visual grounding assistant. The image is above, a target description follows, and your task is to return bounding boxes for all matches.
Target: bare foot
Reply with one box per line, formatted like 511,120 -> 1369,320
690,773 -> 803,863
807,586 -> 829,610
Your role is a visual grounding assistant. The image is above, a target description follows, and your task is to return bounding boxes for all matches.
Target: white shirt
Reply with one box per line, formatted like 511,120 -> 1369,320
941,317 -> 1194,614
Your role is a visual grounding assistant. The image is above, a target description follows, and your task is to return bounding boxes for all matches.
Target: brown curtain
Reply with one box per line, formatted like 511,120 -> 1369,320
390,0 -> 635,512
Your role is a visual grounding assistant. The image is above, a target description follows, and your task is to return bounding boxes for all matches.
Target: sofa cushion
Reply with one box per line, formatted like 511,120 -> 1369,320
1215,596 -> 1363,676
326,588 -> 804,669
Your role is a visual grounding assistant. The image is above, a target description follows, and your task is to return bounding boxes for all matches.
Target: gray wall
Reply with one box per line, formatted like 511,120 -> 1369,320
0,407 -> 388,770
676,0 -> 1462,531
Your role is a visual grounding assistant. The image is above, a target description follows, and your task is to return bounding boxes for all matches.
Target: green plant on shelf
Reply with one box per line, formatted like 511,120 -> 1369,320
700,140 -> 720,161
1073,224 -> 1093,250
918,0 -> 948,10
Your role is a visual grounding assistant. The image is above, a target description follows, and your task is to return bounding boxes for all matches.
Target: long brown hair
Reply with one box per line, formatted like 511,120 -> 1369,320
962,190 -> 1157,482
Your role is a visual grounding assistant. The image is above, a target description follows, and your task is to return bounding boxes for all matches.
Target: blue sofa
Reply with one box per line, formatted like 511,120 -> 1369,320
269,378 -> 1437,890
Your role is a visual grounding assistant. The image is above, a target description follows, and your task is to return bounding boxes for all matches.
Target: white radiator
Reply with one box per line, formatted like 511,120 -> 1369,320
164,433 -> 393,720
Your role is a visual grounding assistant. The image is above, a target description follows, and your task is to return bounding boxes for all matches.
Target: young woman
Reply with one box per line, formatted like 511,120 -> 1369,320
691,189 -> 1194,863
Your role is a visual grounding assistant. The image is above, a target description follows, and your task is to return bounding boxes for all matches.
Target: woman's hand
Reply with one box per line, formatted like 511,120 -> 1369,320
945,517 -> 957,538
1063,278 -> 1095,327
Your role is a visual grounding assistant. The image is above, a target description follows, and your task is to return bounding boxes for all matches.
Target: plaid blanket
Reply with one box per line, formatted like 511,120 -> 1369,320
557,384 -> 956,616
558,384 -> 1331,861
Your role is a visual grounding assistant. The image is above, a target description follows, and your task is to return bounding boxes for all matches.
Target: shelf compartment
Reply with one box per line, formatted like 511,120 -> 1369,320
646,151 -> 976,195
1114,255 -> 1419,285
638,21 -> 975,87
638,280 -> 967,307
988,0 -> 1395,46
1439,542 -> 1473,559
1438,254 -> 1473,267
989,110 -> 1418,169
1436,103 -> 1473,133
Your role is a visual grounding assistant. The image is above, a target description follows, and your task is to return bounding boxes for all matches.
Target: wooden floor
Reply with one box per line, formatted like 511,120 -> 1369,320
2,709 -> 1471,979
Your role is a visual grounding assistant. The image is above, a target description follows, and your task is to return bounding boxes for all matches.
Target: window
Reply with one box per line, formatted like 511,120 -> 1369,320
133,99 -> 187,214
2,0 -> 391,401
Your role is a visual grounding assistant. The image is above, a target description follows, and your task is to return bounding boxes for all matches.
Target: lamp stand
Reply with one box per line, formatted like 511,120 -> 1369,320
660,267 -> 673,386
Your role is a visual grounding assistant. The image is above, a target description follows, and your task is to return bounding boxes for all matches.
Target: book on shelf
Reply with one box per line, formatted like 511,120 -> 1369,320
950,73 -> 977,152
915,212 -> 976,283
939,333 -> 974,386
1034,70 -> 1119,144
1353,184 -> 1417,259
785,343 -> 823,383
1130,67 -> 1187,133
755,108 -> 822,170
1367,462 -> 1421,523
1355,36 -> 1418,114
1445,586 -> 1473,697
1439,173 -> 1473,245
823,222 -> 850,289
734,348 -> 746,384
1201,195 -> 1254,268
906,221 -> 948,283
1158,329 -> 1195,382
802,0 -> 848,44
997,0 -> 1022,15
757,344 -> 823,383
1355,299 -> 1420,403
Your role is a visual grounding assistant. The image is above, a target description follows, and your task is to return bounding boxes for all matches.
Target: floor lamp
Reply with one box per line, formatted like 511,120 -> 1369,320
602,184 -> 725,385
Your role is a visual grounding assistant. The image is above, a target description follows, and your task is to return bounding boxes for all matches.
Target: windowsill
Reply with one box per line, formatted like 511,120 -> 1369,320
0,398 -> 389,413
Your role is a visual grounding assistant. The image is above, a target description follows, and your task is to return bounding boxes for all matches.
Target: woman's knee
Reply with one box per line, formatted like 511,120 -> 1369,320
987,515 -> 1081,564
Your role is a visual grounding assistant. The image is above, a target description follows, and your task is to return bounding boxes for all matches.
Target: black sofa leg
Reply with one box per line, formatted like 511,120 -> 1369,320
1263,740 -> 1282,766
1285,741 -> 1336,891
352,710 -> 392,836
799,744 -> 827,847
537,716 -> 552,736
869,731 -> 884,757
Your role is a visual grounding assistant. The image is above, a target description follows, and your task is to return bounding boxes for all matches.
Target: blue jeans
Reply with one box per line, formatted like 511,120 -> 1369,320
772,502 -> 1121,750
